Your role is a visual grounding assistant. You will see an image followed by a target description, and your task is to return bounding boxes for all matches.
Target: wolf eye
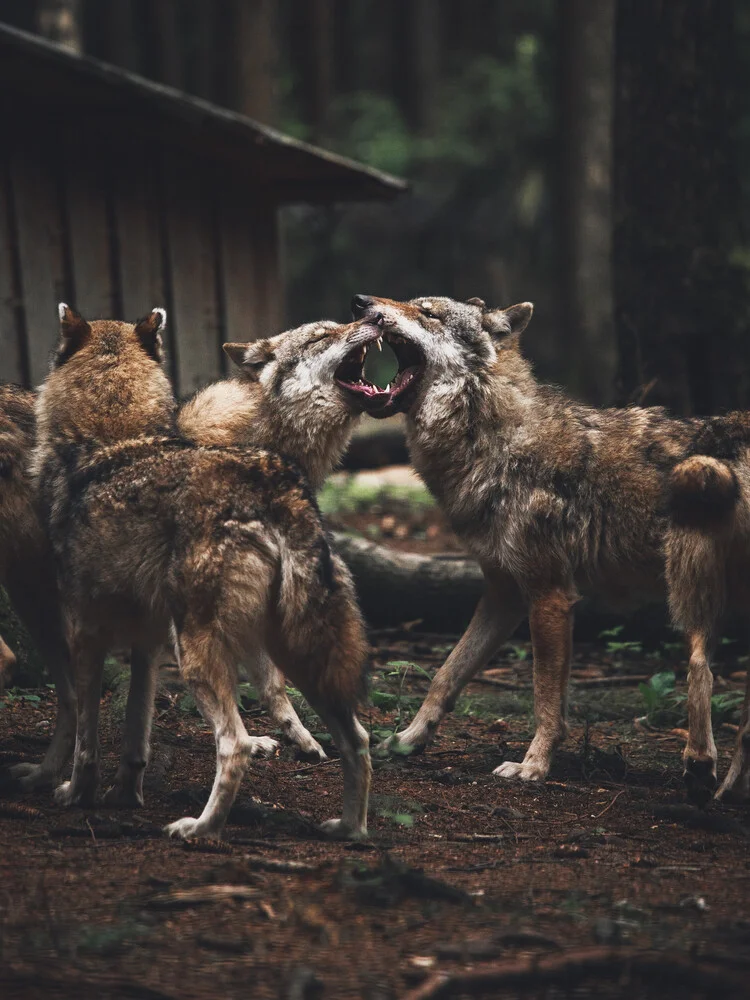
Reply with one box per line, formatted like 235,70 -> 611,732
302,333 -> 329,350
420,302 -> 440,321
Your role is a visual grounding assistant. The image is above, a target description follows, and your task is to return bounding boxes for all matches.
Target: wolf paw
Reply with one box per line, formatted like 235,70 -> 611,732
0,762 -> 56,793
248,736 -> 279,758
378,731 -> 425,758
293,733 -> 328,762
103,783 -> 144,808
493,760 -> 548,782
54,779 -> 97,807
319,818 -> 367,840
164,816 -> 222,841
683,756 -> 717,808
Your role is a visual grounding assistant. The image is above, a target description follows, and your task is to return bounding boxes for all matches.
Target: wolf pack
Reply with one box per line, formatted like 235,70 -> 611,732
0,291 -> 749,840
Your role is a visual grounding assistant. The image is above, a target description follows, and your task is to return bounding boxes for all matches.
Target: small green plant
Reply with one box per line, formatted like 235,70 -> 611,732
638,671 -> 683,727
638,671 -> 743,729
506,643 -> 529,662
0,687 -> 41,709
371,794 -> 423,828
711,691 -> 744,727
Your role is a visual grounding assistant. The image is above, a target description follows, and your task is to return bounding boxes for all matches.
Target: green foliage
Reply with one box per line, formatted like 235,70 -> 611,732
317,478 -> 435,517
638,671 -> 743,729
370,793 -> 423,829
0,687 -> 41,709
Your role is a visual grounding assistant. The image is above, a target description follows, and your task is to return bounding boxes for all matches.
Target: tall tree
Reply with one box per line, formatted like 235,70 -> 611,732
614,0 -> 750,414
36,0 -> 82,53
225,0 -> 277,124
559,0 -> 615,405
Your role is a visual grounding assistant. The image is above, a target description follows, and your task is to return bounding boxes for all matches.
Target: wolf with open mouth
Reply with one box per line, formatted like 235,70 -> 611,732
350,292 -> 750,805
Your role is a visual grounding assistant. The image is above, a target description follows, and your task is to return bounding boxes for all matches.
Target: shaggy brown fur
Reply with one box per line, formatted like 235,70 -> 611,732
0,384 -> 74,788
665,442 -> 750,804
33,306 -> 371,839
178,319 -> 385,761
352,292 -> 750,803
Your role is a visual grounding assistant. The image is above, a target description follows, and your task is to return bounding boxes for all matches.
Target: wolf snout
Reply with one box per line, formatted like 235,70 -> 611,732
351,294 -> 374,318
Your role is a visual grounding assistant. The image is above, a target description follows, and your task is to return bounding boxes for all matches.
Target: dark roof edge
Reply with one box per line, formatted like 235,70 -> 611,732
0,22 -> 408,198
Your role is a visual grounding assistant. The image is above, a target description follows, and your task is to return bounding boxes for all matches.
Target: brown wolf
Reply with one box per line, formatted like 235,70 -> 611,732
32,305 -> 374,839
0,315 -> 387,773
0,384 -> 75,789
351,292 -> 741,803
178,318 -> 389,760
666,434 -> 750,803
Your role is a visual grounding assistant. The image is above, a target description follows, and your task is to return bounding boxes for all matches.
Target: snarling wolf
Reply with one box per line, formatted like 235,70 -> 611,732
666,429 -> 750,803
0,384 -> 75,789
178,317 -> 389,758
33,305 -> 373,839
351,292 -> 745,803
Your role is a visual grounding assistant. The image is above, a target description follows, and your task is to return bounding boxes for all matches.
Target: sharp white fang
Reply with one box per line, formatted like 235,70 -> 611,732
375,337 -> 382,351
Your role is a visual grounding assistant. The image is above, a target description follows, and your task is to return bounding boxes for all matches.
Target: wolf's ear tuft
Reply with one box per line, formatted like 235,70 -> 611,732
482,301 -> 534,343
223,340 -> 274,381
56,303 -> 90,363
134,308 -> 166,363
466,297 -> 486,309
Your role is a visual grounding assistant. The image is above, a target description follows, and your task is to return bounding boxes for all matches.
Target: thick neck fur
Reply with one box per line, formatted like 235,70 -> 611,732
33,338 -> 175,481
178,374 -> 358,491
406,347 -> 543,515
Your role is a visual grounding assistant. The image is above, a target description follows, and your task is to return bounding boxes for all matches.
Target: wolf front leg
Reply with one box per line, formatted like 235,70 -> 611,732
384,575 -> 524,755
54,629 -> 107,807
246,650 -> 327,761
494,588 -> 575,782
104,645 -> 161,807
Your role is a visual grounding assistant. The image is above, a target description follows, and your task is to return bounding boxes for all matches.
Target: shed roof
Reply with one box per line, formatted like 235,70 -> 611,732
0,22 -> 407,204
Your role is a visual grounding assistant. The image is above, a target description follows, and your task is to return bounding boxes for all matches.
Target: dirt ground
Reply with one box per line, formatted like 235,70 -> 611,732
2,630 -> 750,999
2,499 -> 750,999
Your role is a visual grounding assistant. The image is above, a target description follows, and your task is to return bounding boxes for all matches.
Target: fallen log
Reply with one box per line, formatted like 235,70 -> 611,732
332,532 -> 677,641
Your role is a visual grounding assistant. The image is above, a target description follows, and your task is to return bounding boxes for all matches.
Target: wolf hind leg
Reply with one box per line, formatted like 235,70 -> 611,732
682,629 -> 719,806
246,650 -> 327,761
165,626 -> 277,840
387,576 -> 524,756
494,588 -> 574,783
666,526 -> 724,804
269,555 -> 371,837
104,644 -> 162,807
54,629 -> 108,807
716,673 -> 750,803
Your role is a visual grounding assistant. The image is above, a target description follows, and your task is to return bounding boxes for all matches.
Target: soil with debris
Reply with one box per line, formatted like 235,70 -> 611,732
1,628 -> 750,999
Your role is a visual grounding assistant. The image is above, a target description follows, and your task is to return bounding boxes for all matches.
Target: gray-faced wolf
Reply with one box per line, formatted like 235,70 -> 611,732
32,305 -> 376,839
0,385 -> 75,790
351,292 -> 743,803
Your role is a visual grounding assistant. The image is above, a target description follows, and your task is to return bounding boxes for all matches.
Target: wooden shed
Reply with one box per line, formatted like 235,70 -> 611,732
0,23 -> 405,393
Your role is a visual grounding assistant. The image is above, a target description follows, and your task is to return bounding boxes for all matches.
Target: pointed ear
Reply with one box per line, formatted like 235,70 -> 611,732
482,301 -> 534,342
56,303 -> 90,364
223,339 -> 275,381
134,308 -> 166,363
465,297 -> 486,309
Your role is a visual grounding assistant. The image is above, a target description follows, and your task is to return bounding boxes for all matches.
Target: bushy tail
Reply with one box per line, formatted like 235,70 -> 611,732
668,455 -> 739,531
274,539 -> 368,709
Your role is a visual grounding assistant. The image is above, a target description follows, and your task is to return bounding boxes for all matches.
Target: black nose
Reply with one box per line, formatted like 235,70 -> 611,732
351,294 -> 372,318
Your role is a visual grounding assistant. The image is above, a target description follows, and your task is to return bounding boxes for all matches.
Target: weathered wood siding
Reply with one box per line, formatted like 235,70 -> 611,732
0,116 -> 281,395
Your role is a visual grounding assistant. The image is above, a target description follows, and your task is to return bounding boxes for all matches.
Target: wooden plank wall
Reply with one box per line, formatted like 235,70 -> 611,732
0,117 -> 283,398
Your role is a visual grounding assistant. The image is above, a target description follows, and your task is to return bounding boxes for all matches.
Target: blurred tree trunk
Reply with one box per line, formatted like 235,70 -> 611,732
289,0 -> 334,140
614,0 -> 750,414
403,0 -> 441,134
36,0 -> 82,53
225,0 -> 277,124
559,0 -> 615,405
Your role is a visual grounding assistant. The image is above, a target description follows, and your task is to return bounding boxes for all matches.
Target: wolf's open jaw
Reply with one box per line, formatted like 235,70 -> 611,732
335,330 -> 425,417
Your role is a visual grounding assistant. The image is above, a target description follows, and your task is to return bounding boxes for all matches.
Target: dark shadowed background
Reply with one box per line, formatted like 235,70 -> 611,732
4,0 -> 750,413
